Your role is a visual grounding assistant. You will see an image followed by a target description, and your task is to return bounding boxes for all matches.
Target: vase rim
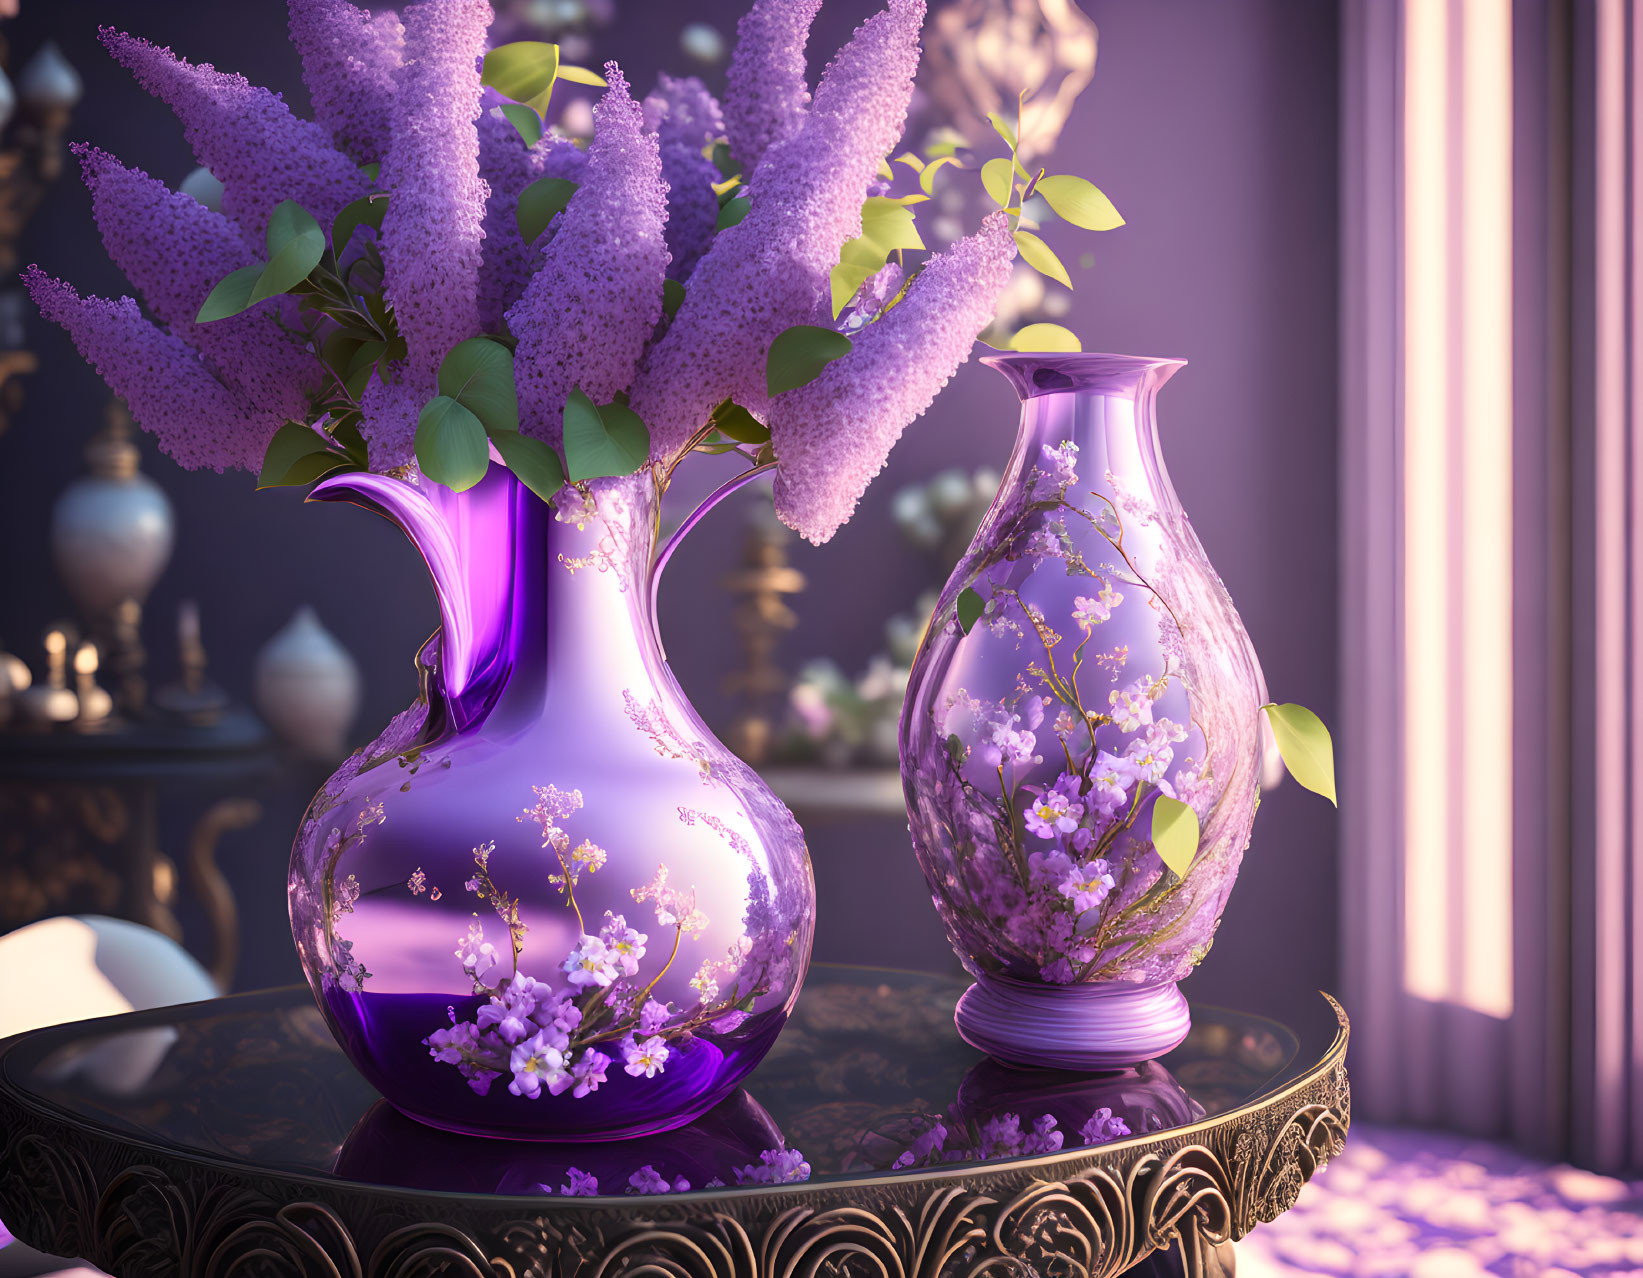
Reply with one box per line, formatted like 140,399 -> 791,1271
979,351 -> 1187,401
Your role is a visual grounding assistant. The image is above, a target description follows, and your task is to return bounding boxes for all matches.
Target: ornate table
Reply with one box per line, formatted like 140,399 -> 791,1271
0,967 -> 1348,1278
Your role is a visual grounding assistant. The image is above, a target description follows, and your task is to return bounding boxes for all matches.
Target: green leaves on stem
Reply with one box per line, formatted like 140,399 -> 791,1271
1262,702 -> 1338,805
415,396 -> 490,492
198,199 -> 329,322
956,587 -> 986,635
830,195 -> 926,318
766,325 -> 853,396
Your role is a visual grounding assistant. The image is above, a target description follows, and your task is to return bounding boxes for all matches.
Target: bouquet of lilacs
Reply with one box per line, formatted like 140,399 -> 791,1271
27,0 -> 1121,546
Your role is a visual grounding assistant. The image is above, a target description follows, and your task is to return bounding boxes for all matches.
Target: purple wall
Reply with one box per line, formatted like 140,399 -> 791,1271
0,0 -> 1338,1012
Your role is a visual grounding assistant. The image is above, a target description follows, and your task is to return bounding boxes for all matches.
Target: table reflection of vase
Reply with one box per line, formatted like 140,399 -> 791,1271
849,1052 -> 1203,1173
333,1088 -> 785,1196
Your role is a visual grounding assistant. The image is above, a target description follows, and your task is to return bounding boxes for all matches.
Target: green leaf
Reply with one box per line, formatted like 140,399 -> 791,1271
272,449 -> 353,488
987,110 -> 1018,150
717,196 -> 751,230
332,195 -> 387,258
491,429 -> 566,503
956,587 -> 986,635
1151,795 -> 1201,879
253,201 -> 325,302
1035,175 -> 1125,231
828,197 -> 926,317
710,142 -> 740,182
919,154 -> 961,195
358,161 -> 381,183
1263,703 -> 1338,805
945,732 -> 966,767
981,156 -> 1015,207
557,63 -> 607,87
1013,229 -> 1072,288
1009,322 -> 1082,352
562,387 -> 650,480
894,151 -> 925,172
500,101 -> 543,147
196,264 -> 263,323
482,41 -> 560,113
766,324 -> 853,396
662,277 -> 685,319
257,422 -> 332,488
516,176 -> 580,244
330,413 -> 369,466
414,396 -> 491,492
710,399 -> 770,444
437,337 -> 518,433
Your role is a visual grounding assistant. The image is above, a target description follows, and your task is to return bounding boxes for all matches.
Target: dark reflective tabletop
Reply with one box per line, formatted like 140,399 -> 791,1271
0,966 -> 1339,1201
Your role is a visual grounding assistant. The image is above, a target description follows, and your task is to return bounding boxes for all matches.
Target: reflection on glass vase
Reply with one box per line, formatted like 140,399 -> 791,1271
900,354 -> 1266,1070
288,466 -> 815,1141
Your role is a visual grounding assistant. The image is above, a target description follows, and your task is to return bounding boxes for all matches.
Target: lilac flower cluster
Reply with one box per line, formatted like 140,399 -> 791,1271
287,0 -> 404,164
532,1143 -> 810,1197
769,213 -> 1017,544
38,0 -> 1036,557
508,66 -> 668,450
74,146 -> 318,427
99,27 -> 367,244
366,0 -> 492,465
631,0 -> 928,461
723,0 -> 822,169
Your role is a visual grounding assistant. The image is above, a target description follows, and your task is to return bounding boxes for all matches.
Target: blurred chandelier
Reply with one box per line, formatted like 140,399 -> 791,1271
920,0 -> 1097,165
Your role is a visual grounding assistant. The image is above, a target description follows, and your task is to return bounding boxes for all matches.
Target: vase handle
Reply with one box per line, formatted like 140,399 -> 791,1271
649,461 -> 778,659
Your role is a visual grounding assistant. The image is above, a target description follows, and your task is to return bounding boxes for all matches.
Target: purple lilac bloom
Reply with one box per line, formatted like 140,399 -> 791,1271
506,66 -> 668,450
975,1113 -> 1024,1158
637,998 -> 671,1035
1080,1108 -> 1132,1144
599,913 -> 649,977
570,1048 -> 611,1098
839,260 -> 904,331
769,210 -> 1016,544
99,27 -> 368,245
564,934 -> 618,989
891,1120 -> 948,1169
455,917 -> 498,984
25,269 -> 275,473
627,1165 -> 670,1195
1059,858 -> 1115,912
722,0 -> 822,170
286,0 -> 404,164
561,1167 -> 599,1196
1090,751 -> 1136,820
1109,676 -> 1159,733
508,1029 -> 571,1098
1022,1114 -> 1065,1156
476,974 -> 542,1044
75,146 -> 317,424
622,1034 -> 670,1078
1032,440 -> 1078,498
367,0 -> 491,466
1124,735 -> 1173,784
424,1019 -> 481,1065
733,1145 -> 812,1184
640,77 -> 722,279
476,89 -> 588,329
1025,786 -> 1083,838
633,0 -> 926,464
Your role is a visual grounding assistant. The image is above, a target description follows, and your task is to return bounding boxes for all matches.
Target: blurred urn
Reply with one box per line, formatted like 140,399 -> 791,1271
16,41 -> 83,112
178,165 -> 223,212
254,606 -> 360,760
50,402 -> 174,623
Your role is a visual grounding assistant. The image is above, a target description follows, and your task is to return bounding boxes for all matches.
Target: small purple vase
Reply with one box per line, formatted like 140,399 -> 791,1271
900,354 -> 1267,1070
288,465 -> 815,1141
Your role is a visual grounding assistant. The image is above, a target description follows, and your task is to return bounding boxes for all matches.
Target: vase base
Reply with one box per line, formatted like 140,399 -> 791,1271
954,974 -> 1191,1070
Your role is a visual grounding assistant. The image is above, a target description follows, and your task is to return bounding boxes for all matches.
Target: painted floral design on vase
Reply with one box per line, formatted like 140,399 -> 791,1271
899,353 -> 1266,1070
289,465 -> 814,1140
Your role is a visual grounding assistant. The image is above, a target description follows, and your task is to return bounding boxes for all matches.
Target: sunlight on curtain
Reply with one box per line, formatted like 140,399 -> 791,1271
1400,0 -> 1514,1021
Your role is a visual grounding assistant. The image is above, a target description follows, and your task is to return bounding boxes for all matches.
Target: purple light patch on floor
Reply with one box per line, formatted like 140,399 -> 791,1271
1237,1124 -> 1643,1276
0,1217 -> 12,1250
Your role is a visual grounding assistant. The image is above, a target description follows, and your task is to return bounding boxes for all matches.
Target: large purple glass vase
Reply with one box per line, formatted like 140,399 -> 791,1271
900,354 -> 1266,1070
288,465 -> 815,1141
